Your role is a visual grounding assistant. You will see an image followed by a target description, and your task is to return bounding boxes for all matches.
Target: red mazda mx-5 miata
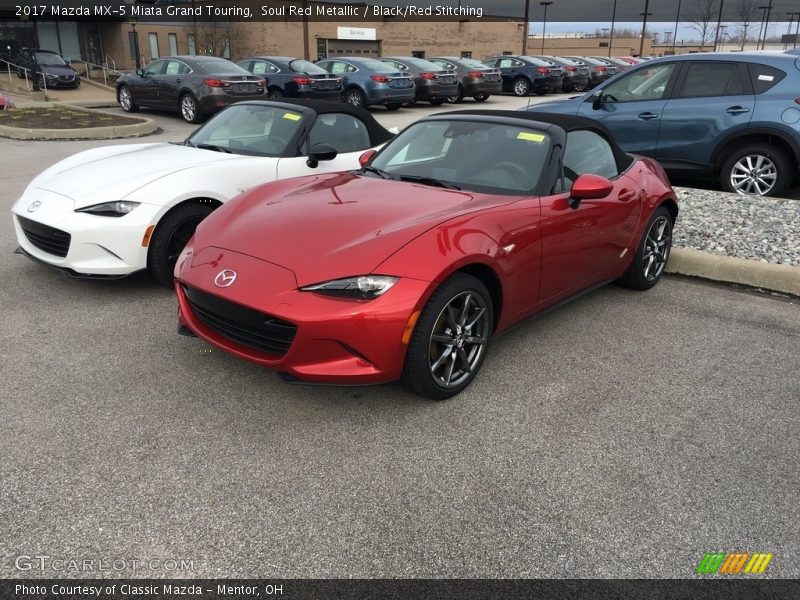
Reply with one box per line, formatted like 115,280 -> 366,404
175,111 -> 678,400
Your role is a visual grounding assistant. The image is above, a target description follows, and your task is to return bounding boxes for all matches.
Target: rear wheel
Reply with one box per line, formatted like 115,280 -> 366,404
618,206 -> 673,291
385,103 -> 403,111
148,203 -> 215,287
572,82 -> 587,92
430,98 -> 446,106
180,93 -> 204,124
719,143 -> 791,197
473,93 -> 490,102
118,85 -> 139,112
267,88 -> 284,99
402,273 -> 493,401
446,84 -> 465,104
345,88 -> 366,107
512,77 -> 531,96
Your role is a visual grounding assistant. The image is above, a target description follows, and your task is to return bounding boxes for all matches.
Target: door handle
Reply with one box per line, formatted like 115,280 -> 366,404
637,112 -> 659,121
176,78 -> 181,83
726,106 -> 750,115
618,189 -> 637,202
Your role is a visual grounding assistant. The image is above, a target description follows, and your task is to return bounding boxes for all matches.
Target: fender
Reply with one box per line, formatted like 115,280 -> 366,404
710,125 -> 800,170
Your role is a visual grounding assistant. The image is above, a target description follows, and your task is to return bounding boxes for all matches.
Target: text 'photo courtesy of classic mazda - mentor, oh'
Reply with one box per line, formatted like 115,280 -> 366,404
11,99 -> 394,286
175,112 -> 679,400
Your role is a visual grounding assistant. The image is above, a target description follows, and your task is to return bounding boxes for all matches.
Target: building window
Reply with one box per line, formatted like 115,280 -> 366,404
316,38 -> 327,61
168,33 -> 178,55
205,34 -> 214,55
222,37 -> 230,59
460,51 -> 472,58
128,31 -> 139,62
411,50 -> 425,58
187,34 -> 196,55
148,33 -> 159,59
599,42 -> 609,47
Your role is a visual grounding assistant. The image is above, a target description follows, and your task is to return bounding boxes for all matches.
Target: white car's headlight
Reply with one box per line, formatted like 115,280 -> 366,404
300,275 -> 398,299
75,201 -> 140,217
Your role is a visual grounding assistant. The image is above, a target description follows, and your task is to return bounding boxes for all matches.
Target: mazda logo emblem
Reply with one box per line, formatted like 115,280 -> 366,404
27,201 -> 41,213
214,269 -> 237,288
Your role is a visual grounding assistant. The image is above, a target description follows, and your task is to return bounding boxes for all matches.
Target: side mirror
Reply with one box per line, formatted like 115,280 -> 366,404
136,68 -> 145,77
568,173 -> 613,209
591,91 -> 603,110
358,149 -> 377,167
306,143 -> 338,168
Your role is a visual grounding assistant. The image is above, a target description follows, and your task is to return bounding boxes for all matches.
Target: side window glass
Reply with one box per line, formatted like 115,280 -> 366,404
562,130 -> 619,186
677,62 -> 745,98
164,60 -> 181,75
144,60 -> 166,76
602,64 -> 675,103
252,61 -> 268,75
236,60 -> 251,72
747,63 -> 786,94
306,114 -> 370,154
266,62 -> 280,74
499,59 -> 514,68
345,63 -> 357,73
329,62 -> 346,74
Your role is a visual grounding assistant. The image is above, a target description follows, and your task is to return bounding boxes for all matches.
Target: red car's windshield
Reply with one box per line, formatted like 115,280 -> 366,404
369,120 -> 551,195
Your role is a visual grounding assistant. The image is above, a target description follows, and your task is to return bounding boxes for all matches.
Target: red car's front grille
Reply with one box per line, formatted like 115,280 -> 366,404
183,285 -> 297,357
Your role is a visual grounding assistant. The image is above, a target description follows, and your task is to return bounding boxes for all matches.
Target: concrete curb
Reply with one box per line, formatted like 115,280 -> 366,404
668,248 -> 800,296
0,103 -> 156,140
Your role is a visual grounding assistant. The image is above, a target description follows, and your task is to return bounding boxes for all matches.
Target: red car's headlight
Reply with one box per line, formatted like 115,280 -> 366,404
300,275 -> 398,299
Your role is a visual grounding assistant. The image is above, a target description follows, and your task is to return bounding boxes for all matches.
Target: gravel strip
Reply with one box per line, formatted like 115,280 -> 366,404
673,187 -> 800,267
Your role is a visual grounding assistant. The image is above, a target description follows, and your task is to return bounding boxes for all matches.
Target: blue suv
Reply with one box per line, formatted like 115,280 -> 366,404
526,52 -> 800,196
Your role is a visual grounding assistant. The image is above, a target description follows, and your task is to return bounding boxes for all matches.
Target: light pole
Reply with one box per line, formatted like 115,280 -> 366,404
713,0 -> 725,51
639,0 -> 652,58
758,1 -> 773,50
540,2 -> 553,54
609,0 -> 618,57
664,30 -> 673,48
672,0 -> 682,53
522,0 -> 531,55
717,25 -> 727,51
789,12 -> 800,49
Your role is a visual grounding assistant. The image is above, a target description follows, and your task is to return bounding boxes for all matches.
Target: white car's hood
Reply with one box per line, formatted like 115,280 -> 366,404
30,143 -> 245,208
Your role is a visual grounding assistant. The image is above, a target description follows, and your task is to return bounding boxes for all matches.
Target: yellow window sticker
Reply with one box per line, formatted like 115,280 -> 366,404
283,112 -> 302,121
517,132 -> 546,142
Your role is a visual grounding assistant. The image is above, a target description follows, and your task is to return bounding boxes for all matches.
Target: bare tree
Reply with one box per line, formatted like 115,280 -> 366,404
687,0 -> 719,47
734,0 -> 760,50
195,21 -> 242,59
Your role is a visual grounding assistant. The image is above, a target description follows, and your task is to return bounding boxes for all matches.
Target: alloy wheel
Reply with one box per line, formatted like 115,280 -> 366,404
181,95 -> 197,122
642,215 -> 671,282
119,87 -> 131,111
428,291 -> 489,389
346,90 -> 363,106
513,79 -> 529,96
729,154 -> 777,196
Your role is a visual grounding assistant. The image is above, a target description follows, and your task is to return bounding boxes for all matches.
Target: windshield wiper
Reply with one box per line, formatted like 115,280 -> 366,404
360,166 -> 395,180
194,143 -> 232,154
397,175 -> 461,190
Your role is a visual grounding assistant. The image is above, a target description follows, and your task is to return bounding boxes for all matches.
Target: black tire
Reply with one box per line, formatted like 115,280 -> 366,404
118,85 -> 139,113
512,77 -> 531,96
267,88 -> 284,99
618,206 -> 673,291
446,84 -> 465,104
430,98 -> 446,106
571,83 -> 587,92
385,103 -> 402,111
473,93 -> 490,102
402,273 -> 493,401
179,92 -> 204,124
344,87 -> 366,107
148,202 -> 215,287
719,143 -> 791,197
17,68 -> 24,79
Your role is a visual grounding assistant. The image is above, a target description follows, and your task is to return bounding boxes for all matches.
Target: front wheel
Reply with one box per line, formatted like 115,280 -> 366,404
402,273 -> 493,400
344,88 -> 366,107
618,206 -> 673,291
148,203 -> 215,287
719,143 -> 791,197
180,93 -> 204,124
118,85 -> 139,113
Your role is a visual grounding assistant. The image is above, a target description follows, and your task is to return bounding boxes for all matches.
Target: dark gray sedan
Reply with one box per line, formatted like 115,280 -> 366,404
428,56 -> 502,103
116,56 -> 267,123
379,57 -> 458,105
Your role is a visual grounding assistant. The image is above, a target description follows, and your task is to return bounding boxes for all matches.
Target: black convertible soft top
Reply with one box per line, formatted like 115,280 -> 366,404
439,109 -> 634,172
257,98 -> 396,146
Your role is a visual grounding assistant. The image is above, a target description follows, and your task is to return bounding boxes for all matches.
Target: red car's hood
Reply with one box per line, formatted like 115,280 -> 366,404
193,172 -> 515,286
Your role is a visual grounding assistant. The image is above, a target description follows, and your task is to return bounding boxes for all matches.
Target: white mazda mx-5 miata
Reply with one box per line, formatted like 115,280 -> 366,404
11,99 -> 395,285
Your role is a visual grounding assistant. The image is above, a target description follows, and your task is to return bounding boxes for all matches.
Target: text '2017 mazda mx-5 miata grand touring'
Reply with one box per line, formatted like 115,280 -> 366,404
176,112 -> 678,400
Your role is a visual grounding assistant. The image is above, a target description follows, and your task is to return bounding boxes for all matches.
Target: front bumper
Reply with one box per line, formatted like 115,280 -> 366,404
176,247 -> 431,385
11,188 -> 160,276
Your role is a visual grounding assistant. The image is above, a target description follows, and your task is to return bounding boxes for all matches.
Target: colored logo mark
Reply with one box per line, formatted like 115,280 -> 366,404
696,552 -> 773,575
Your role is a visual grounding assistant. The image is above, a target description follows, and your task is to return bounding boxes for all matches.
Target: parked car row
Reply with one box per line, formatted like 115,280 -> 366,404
11,100 -> 679,399
527,50 -> 800,197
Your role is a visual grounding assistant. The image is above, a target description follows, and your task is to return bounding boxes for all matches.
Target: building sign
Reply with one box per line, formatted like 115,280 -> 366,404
336,27 -> 377,41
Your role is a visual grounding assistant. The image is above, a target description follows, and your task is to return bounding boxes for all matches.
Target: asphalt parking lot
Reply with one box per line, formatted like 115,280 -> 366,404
1,97 -> 799,579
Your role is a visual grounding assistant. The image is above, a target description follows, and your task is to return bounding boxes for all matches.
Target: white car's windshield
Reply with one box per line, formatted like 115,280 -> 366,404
368,120 -> 551,195
186,104 -> 306,156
